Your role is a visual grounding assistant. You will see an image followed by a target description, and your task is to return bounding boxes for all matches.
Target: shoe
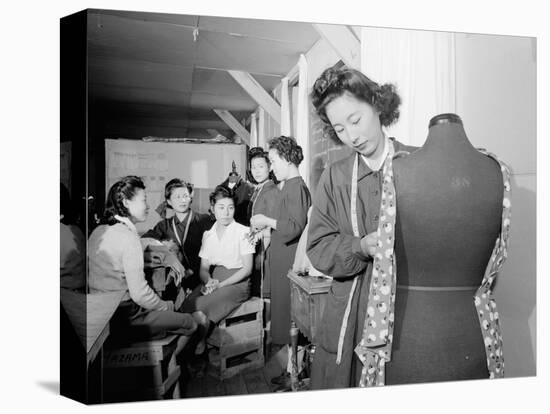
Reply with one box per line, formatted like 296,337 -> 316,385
270,371 -> 290,385
194,340 -> 206,356
274,383 -> 292,392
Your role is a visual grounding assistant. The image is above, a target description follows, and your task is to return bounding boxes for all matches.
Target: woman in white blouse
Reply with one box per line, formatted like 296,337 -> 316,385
180,185 -> 255,354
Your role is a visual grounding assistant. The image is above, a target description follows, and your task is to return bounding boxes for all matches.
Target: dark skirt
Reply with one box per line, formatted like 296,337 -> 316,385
109,299 -> 197,343
179,266 -> 250,323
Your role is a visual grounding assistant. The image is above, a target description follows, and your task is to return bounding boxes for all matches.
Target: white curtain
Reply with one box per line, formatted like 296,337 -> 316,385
360,27 -> 456,147
280,76 -> 292,136
258,107 -> 266,149
296,54 -> 310,188
250,112 -> 258,148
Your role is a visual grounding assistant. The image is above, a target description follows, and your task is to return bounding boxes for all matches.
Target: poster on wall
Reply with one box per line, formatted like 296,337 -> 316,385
105,139 -> 246,234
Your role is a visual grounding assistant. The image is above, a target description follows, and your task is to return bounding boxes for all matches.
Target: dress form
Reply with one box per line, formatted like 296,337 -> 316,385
386,114 -> 504,384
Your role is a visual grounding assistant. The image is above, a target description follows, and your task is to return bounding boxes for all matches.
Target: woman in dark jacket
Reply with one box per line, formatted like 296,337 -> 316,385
142,178 -> 214,290
306,67 -> 416,389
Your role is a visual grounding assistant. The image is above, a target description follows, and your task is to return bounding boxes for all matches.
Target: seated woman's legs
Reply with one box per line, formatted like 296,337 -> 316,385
192,310 -> 210,355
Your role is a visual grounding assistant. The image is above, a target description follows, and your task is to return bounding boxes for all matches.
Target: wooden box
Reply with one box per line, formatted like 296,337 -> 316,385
207,297 -> 264,379
287,271 -> 332,342
103,334 -> 187,401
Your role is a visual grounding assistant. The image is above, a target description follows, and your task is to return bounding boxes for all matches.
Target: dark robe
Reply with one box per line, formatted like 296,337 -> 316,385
247,179 -> 279,297
142,210 -> 215,290
220,176 -> 255,226
306,138 -> 416,389
267,176 -> 311,345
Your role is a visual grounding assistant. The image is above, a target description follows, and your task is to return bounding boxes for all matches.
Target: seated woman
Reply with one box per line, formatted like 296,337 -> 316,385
141,178 -> 214,290
88,175 -> 197,341
180,185 -> 255,354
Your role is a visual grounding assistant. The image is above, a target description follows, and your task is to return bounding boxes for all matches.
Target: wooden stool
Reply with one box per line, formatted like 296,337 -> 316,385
207,297 -> 264,379
103,334 -> 189,402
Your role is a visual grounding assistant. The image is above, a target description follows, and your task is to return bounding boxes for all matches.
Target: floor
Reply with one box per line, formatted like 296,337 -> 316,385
181,344 -> 303,398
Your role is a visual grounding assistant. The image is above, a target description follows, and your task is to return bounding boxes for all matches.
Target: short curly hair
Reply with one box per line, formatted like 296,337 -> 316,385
310,67 -> 401,142
267,136 -> 304,167
209,185 -> 236,207
247,146 -> 276,184
102,176 -> 145,225
164,178 -> 193,200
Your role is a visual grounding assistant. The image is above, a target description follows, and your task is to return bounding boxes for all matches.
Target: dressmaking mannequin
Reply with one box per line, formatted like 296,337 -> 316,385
386,113 -> 504,384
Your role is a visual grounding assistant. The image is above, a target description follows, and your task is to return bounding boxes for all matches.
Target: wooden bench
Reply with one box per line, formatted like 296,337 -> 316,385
207,297 -> 264,380
103,334 -> 189,402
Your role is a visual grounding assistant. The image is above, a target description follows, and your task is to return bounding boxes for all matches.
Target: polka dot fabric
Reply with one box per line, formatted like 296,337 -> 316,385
353,146 -> 511,386
473,149 -> 511,379
353,141 -> 397,387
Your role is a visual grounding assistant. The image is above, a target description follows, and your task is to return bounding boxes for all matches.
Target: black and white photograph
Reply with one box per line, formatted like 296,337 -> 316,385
3,0 -> 547,413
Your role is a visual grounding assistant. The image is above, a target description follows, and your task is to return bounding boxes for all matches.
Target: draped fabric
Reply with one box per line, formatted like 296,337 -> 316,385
250,112 -> 258,148
353,146 -> 511,386
296,54 -> 310,188
280,76 -> 291,136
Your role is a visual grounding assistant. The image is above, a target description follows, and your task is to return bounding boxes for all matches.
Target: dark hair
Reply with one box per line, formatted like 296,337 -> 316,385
247,146 -> 276,184
268,135 -> 304,166
310,67 -> 401,142
164,178 -> 193,200
102,176 -> 145,225
60,183 -> 75,225
209,185 -> 236,207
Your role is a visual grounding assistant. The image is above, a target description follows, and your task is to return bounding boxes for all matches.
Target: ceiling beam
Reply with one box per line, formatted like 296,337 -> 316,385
213,109 -> 251,146
228,70 -> 281,124
312,24 -> 361,69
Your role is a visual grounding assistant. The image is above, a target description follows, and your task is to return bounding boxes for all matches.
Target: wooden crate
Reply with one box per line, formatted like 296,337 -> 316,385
207,298 -> 264,379
103,334 -> 187,402
287,271 -> 331,342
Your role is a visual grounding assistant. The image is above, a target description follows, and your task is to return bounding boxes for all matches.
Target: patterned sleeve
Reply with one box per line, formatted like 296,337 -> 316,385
239,226 -> 256,256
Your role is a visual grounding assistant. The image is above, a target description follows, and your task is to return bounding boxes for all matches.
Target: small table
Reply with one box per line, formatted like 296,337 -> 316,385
60,289 -> 125,402
287,270 -> 331,390
287,270 -> 332,343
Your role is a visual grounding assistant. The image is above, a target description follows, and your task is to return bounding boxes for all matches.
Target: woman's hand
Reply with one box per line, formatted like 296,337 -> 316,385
200,278 -> 220,295
250,214 -> 268,232
246,229 -> 262,245
360,231 -> 379,257
251,214 -> 277,232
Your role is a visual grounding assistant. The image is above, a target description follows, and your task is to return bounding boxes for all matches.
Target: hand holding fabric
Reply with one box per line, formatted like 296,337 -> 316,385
200,278 -> 220,295
360,231 -> 379,257
250,214 -> 271,232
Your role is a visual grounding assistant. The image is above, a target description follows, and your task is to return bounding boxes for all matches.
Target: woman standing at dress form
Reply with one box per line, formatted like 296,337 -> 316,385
306,67 -> 415,389
250,136 -> 311,384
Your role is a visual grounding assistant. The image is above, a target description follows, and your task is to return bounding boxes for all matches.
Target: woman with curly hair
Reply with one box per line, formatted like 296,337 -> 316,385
306,67 -> 416,389
88,176 -> 197,341
250,136 -> 311,385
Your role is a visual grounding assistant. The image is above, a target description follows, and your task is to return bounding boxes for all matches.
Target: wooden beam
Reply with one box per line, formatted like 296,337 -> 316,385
213,109 -> 251,146
228,70 -> 281,124
312,24 -> 361,69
